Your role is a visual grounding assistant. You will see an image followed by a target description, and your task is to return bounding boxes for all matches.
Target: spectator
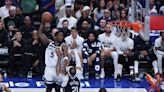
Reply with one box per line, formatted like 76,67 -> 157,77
93,0 -> 106,21
40,0 -> 56,15
15,7 -> 24,27
57,7 -> 77,30
120,9 -> 128,21
154,32 -> 164,75
59,20 -> 70,38
0,0 -> 16,20
77,6 -> 95,30
19,16 -> 36,40
4,8 -> 18,31
8,31 -> 26,77
24,30 -> 44,76
160,4 -> 164,15
72,0 -> 83,20
65,27 -> 84,80
99,23 -> 118,79
106,0 -> 113,10
96,9 -> 113,27
111,3 -> 120,20
57,0 -> 74,19
78,19 -> 92,39
82,31 -> 102,79
149,0 -> 158,14
0,21 -> 8,47
94,19 -> 106,35
115,30 -> 135,81
20,0 -> 37,17
133,31 -> 158,82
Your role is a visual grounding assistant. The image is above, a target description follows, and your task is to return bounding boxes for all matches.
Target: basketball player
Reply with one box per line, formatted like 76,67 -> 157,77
154,32 -> 164,75
38,23 -> 69,92
65,27 -> 84,80
62,66 -> 80,92
98,23 -> 119,79
115,30 -> 135,81
0,73 -> 11,92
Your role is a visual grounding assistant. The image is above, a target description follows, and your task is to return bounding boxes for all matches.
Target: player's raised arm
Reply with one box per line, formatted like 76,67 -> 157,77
38,12 -> 53,45
38,23 -> 51,45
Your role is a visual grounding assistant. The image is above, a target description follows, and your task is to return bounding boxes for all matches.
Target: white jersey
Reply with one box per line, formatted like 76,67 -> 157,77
154,37 -> 164,52
115,37 -> 134,55
0,83 -> 4,92
65,35 -> 84,52
98,33 -> 117,50
45,42 -> 59,67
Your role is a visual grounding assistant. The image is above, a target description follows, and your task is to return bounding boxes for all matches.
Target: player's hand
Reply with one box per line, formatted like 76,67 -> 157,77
55,49 -> 63,58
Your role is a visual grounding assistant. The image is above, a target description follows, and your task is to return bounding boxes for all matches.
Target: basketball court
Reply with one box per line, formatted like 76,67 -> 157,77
2,76 -> 162,92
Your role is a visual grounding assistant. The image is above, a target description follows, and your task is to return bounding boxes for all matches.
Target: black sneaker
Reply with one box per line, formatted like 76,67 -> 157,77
129,74 -> 135,82
116,74 -> 121,82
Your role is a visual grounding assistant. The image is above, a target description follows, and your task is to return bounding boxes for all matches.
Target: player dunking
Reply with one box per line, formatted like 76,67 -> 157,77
38,22 -> 69,92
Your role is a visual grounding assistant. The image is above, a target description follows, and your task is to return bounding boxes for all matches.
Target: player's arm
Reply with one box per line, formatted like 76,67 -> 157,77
38,23 -> 51,45
62,43 -> 69,75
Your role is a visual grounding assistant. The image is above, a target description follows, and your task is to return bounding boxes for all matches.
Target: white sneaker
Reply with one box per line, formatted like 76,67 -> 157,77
100,69 -> 105,78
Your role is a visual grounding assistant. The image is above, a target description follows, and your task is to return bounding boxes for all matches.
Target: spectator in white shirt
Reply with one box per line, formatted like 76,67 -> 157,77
0,0 -> 16,20
154,32 -> 164,75
65,27 -> 84,80
57,7 -> 77,30
98,23 -> 118,79
115,30 -> 135,82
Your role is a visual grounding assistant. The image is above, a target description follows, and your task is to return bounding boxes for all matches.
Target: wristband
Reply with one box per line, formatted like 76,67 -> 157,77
63,56 -> 69,61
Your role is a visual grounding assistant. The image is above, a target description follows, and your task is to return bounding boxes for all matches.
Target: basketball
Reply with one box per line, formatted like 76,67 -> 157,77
41,12 -> 53,23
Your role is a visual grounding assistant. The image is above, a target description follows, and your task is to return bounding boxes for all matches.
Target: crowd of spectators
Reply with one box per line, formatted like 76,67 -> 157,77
0,0 -> 164,79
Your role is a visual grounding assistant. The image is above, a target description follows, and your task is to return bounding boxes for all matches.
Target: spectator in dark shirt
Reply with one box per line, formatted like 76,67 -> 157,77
0,21 -> 8,47
8,31 -> 26,77
24,30 -> 44,76
78,19 -> 92,39
133,31 -> 158,82
4,8 -> 18,31
82,31 -> 102,79
19,16 -> 36,40
77,6 -> 95,30
59,20 -> 70,38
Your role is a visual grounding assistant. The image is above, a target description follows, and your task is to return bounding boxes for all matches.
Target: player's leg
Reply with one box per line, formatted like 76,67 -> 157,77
82,52 -> 89,79
128,55 -> 135,81
148,53 -> 158,75
133,52 -> 140,81
111,51 -> 119,79
54,83 -> 61,92
73,49 -> 83,80
116,55 -> 125,81
100,51 -> 106,78
93,55 -> 101,79
156,54 -> 163,74
45,84 -> 53,92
